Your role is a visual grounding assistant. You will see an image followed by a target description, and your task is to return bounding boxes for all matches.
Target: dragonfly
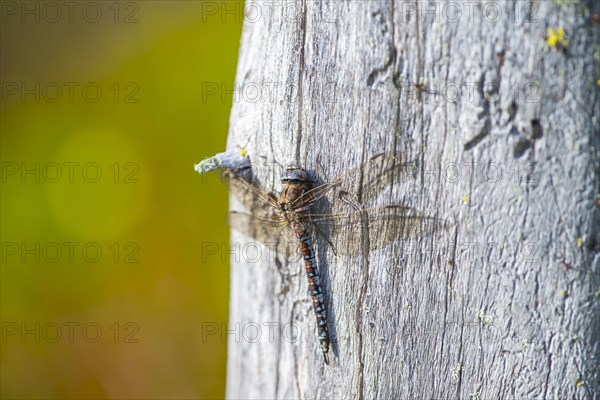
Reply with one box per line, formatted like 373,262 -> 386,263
222,152 -> 445,365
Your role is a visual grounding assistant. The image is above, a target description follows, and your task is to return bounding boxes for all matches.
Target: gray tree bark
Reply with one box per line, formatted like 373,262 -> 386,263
224,1 -> 599,398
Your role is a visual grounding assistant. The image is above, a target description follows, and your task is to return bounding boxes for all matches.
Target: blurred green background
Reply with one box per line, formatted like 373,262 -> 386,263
1,2 -> 242,398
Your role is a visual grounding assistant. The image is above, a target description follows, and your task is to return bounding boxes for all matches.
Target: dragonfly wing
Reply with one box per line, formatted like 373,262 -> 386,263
225,171 -> 303,260
328,152 -> 419,205
223,170 -> 279,212
228,211 -> 298,256
308,205 -> 447,256
363,205 -> 445,250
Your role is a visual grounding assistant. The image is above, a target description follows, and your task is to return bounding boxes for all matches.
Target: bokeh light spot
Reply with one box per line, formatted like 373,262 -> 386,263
47,130 -> 150,240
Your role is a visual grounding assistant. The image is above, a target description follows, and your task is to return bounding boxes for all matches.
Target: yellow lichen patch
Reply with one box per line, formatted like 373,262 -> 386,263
577,237 -> 583,248
547,27 -> 569,48
477,309 -> 494,325
240,148 -> 249,157
463,196 -> 470,203
451,363 -> 464,382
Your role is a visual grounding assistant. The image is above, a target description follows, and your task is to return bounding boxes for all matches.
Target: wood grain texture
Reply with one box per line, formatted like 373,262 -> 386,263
224,1 -> 600,398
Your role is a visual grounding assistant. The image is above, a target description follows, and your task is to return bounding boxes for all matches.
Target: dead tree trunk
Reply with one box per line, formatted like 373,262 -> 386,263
224,1 -> 599,398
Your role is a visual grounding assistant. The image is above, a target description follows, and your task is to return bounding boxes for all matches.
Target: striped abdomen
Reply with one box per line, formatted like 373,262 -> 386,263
294,226 -> 330,364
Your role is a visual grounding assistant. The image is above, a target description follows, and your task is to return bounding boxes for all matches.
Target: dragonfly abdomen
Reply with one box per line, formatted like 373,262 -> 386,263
295,226 -> 330,364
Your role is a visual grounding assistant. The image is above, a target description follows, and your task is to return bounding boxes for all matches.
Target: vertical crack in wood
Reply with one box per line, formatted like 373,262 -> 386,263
455,320 -> 465,397
273,256 -> 285,397
291,300 -> 302,398
413,0 -> 426,186
355,215 -> 371,400
295,0 -> 308,163
438,268 -> 451,364
451,228 -> 462,396
542,333 -> 555,399
390,0 -> 401,162
438,30 -> 451,201
353,96 -> 378,400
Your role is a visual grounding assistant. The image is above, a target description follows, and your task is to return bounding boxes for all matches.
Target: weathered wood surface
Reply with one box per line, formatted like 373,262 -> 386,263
224,1 -> 599,398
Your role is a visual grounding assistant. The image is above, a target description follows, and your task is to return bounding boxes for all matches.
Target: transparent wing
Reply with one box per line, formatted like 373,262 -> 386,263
301,205 -> 447,256
228,211 -> 315,265
325,152 -> 419,205
223,170 -> 292,246
224,151 -> 417,212
223,152 -> 443,257
227,211 -> 299,253
223,169 -> 279,215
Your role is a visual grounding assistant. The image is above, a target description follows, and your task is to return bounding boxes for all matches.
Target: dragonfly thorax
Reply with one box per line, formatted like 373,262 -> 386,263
279,180 -> 312,211
279,165 -> 313,211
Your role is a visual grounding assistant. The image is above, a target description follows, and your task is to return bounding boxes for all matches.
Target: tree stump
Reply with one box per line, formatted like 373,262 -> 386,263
224,1 -> 599,398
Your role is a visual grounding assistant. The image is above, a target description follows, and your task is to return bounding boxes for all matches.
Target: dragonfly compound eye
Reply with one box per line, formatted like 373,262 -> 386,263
281,165 -> 309,182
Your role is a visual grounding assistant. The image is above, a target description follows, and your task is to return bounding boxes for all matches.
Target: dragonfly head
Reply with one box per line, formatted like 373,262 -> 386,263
281,164 -> 309,184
